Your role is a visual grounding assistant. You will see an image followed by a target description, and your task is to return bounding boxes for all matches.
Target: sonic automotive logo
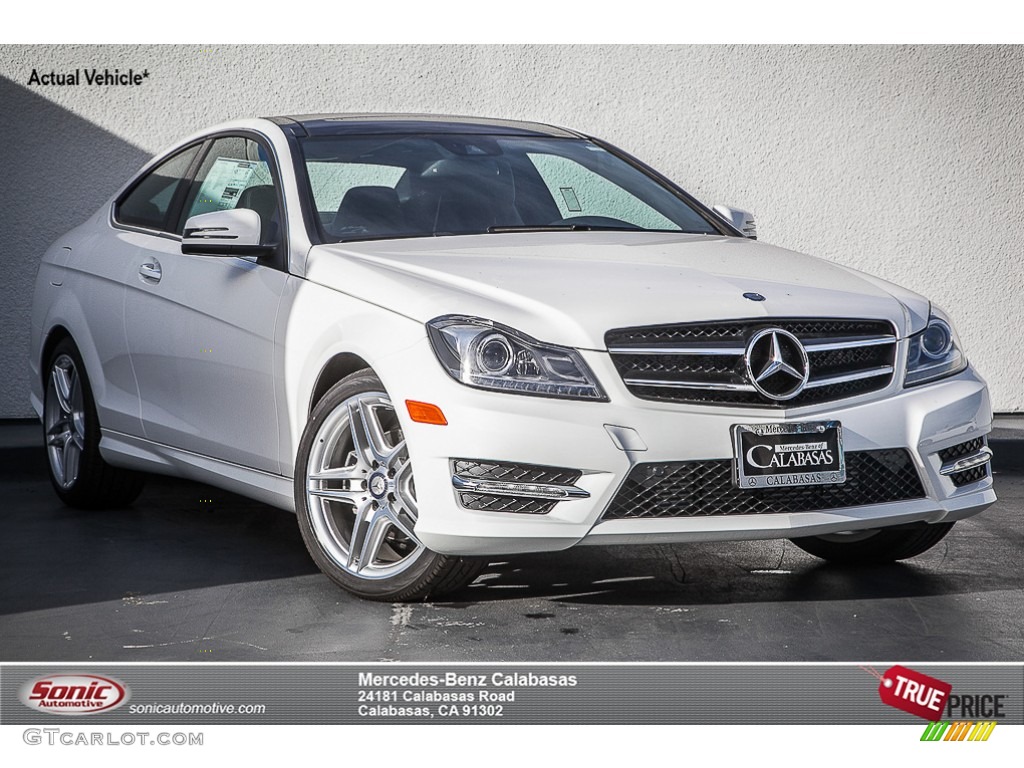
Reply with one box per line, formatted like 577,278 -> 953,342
19,674 -> 130,715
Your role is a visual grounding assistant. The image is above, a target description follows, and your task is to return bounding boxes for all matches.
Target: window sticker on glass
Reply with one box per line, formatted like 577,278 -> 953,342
194,158 -> 259,212
560,187 -> 582,212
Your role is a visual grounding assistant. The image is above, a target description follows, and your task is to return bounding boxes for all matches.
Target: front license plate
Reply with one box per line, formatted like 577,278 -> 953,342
732,420 -> 845,489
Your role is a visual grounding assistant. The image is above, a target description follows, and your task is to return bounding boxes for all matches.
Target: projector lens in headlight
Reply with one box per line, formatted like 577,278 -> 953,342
427,316 -> 607,401
904,306 -> 967,387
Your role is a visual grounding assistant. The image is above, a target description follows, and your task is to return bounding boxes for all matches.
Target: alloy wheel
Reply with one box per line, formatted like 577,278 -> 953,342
304,392 -> 425,580
44,353 -> 87,489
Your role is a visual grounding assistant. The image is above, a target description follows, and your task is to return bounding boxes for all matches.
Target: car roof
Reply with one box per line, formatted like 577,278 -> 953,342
264,113 -> 585,138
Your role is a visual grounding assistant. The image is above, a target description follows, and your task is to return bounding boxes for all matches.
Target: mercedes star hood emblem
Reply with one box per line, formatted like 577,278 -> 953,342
744,328 -> 810,400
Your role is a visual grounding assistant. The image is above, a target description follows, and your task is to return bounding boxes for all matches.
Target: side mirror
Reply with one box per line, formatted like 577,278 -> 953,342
712,205 -> 757,239
181,208 -> 274,257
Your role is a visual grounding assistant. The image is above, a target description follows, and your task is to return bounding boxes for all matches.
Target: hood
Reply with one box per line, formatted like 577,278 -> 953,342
304,232 -> 930,350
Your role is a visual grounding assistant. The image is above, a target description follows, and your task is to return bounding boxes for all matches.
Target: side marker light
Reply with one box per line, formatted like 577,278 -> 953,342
406,400 -> 448,426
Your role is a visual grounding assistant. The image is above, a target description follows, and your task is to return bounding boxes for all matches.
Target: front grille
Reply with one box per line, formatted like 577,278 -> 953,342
602,449 -> 925,520
451,459 -> 582,515
938,438 -> 991,488
606,318 -> 897,408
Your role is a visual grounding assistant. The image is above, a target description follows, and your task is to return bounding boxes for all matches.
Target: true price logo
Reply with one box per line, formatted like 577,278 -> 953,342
18,674 -> 130,716
878,665 -> 952,721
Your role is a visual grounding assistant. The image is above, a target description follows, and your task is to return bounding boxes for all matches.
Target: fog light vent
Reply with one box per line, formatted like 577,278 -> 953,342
451,460 -> 586,515
938,438 -> 992,488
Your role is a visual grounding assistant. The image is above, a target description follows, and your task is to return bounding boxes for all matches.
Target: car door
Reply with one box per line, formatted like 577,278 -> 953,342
93,143 -> 204,436
124,134 -> 288,474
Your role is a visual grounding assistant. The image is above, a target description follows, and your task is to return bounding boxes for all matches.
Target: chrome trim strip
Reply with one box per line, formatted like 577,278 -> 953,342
610,335 -> 895,357
803,335 -> 896,352
624,368 -> 893,393
608,346 -> 744,356
623,378 -> 757,392
804,366 -> 894,389
939,447 -> 993,476
451,475 -> 590,500
108,210 -> 184,242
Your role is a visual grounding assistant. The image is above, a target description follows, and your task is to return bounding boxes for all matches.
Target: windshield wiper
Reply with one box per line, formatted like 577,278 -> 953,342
485,225 -> 713,235
487,224 -> 641,233
334,226 -> 709,243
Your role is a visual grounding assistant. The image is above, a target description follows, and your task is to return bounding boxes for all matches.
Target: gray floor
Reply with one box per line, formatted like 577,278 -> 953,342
1,421 -> 1021,662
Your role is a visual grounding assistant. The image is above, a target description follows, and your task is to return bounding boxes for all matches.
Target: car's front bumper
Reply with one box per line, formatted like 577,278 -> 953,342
381,339 -> 995,556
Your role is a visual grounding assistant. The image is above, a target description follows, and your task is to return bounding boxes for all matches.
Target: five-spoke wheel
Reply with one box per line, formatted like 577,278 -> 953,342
42,338 -> 144,508
44,353 -> 86,490
305,392 -> 424,580
294,370 -> 482,601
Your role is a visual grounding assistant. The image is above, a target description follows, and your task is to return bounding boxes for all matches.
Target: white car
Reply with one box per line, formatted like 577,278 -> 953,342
29,114 -> 996,601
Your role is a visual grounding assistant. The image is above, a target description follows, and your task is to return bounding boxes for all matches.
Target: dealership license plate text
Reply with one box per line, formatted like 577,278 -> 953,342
732,421 -> 846,489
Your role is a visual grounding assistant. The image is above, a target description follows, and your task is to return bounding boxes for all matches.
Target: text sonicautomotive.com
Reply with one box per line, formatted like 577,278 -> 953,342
23,729 -> 203,746
128,702 -> 267,715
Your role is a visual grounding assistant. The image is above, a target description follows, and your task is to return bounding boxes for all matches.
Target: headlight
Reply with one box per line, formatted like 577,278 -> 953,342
427,316 -> 608,401
904,305 -> 968,387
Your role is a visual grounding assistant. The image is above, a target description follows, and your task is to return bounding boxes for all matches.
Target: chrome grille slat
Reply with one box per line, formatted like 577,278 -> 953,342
803,335 -> 896,352
608,346 -> 745,356
608,336 -> 896,356
607,318 -> 898,408
803,366 -> 894,389
623,378 -> 756,392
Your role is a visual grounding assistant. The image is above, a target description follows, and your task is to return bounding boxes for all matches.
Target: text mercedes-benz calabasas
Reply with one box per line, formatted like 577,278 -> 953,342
29,114 -> 996,600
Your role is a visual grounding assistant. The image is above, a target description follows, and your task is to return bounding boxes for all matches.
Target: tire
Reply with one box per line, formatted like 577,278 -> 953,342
43,338 -> 145,508
789,522 -> 955,564
294,370 -> 483,601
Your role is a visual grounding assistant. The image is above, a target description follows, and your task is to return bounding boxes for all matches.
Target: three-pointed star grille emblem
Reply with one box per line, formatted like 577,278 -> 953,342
744,328 -> 810,401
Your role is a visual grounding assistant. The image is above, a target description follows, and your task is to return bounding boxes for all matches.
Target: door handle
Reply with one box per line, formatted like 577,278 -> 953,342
139,261 -> 162,282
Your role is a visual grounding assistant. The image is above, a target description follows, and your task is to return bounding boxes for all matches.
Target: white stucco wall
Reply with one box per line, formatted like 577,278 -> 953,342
1,44 -> 1021,417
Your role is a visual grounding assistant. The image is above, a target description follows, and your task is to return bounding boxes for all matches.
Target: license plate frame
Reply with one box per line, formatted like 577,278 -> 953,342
732,420 -> 846,490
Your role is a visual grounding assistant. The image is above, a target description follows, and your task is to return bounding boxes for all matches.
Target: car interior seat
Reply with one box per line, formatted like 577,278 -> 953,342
332,186 -> 405,236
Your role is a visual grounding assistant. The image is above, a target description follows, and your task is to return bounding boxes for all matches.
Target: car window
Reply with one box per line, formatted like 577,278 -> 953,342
116,145 -> 201,231
297,134 -> 721,242
527,152 -> 679,231
307,162 -> 405,227
177,136 -> 280,245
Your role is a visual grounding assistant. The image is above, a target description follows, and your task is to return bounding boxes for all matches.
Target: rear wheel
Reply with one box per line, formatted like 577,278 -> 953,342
790,523 -> 955,564
294,370 -> 482,601
43,338 -> 145,508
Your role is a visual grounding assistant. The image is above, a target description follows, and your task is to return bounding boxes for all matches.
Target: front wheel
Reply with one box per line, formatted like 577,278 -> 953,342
294,370 -> 482,601
790,522 -> 955,564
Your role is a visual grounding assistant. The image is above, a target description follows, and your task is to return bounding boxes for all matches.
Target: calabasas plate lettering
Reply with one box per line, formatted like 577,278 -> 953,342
732,420 -> 845,489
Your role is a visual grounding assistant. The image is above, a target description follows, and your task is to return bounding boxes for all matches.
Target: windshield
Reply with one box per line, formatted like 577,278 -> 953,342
297,134 -> 724,242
